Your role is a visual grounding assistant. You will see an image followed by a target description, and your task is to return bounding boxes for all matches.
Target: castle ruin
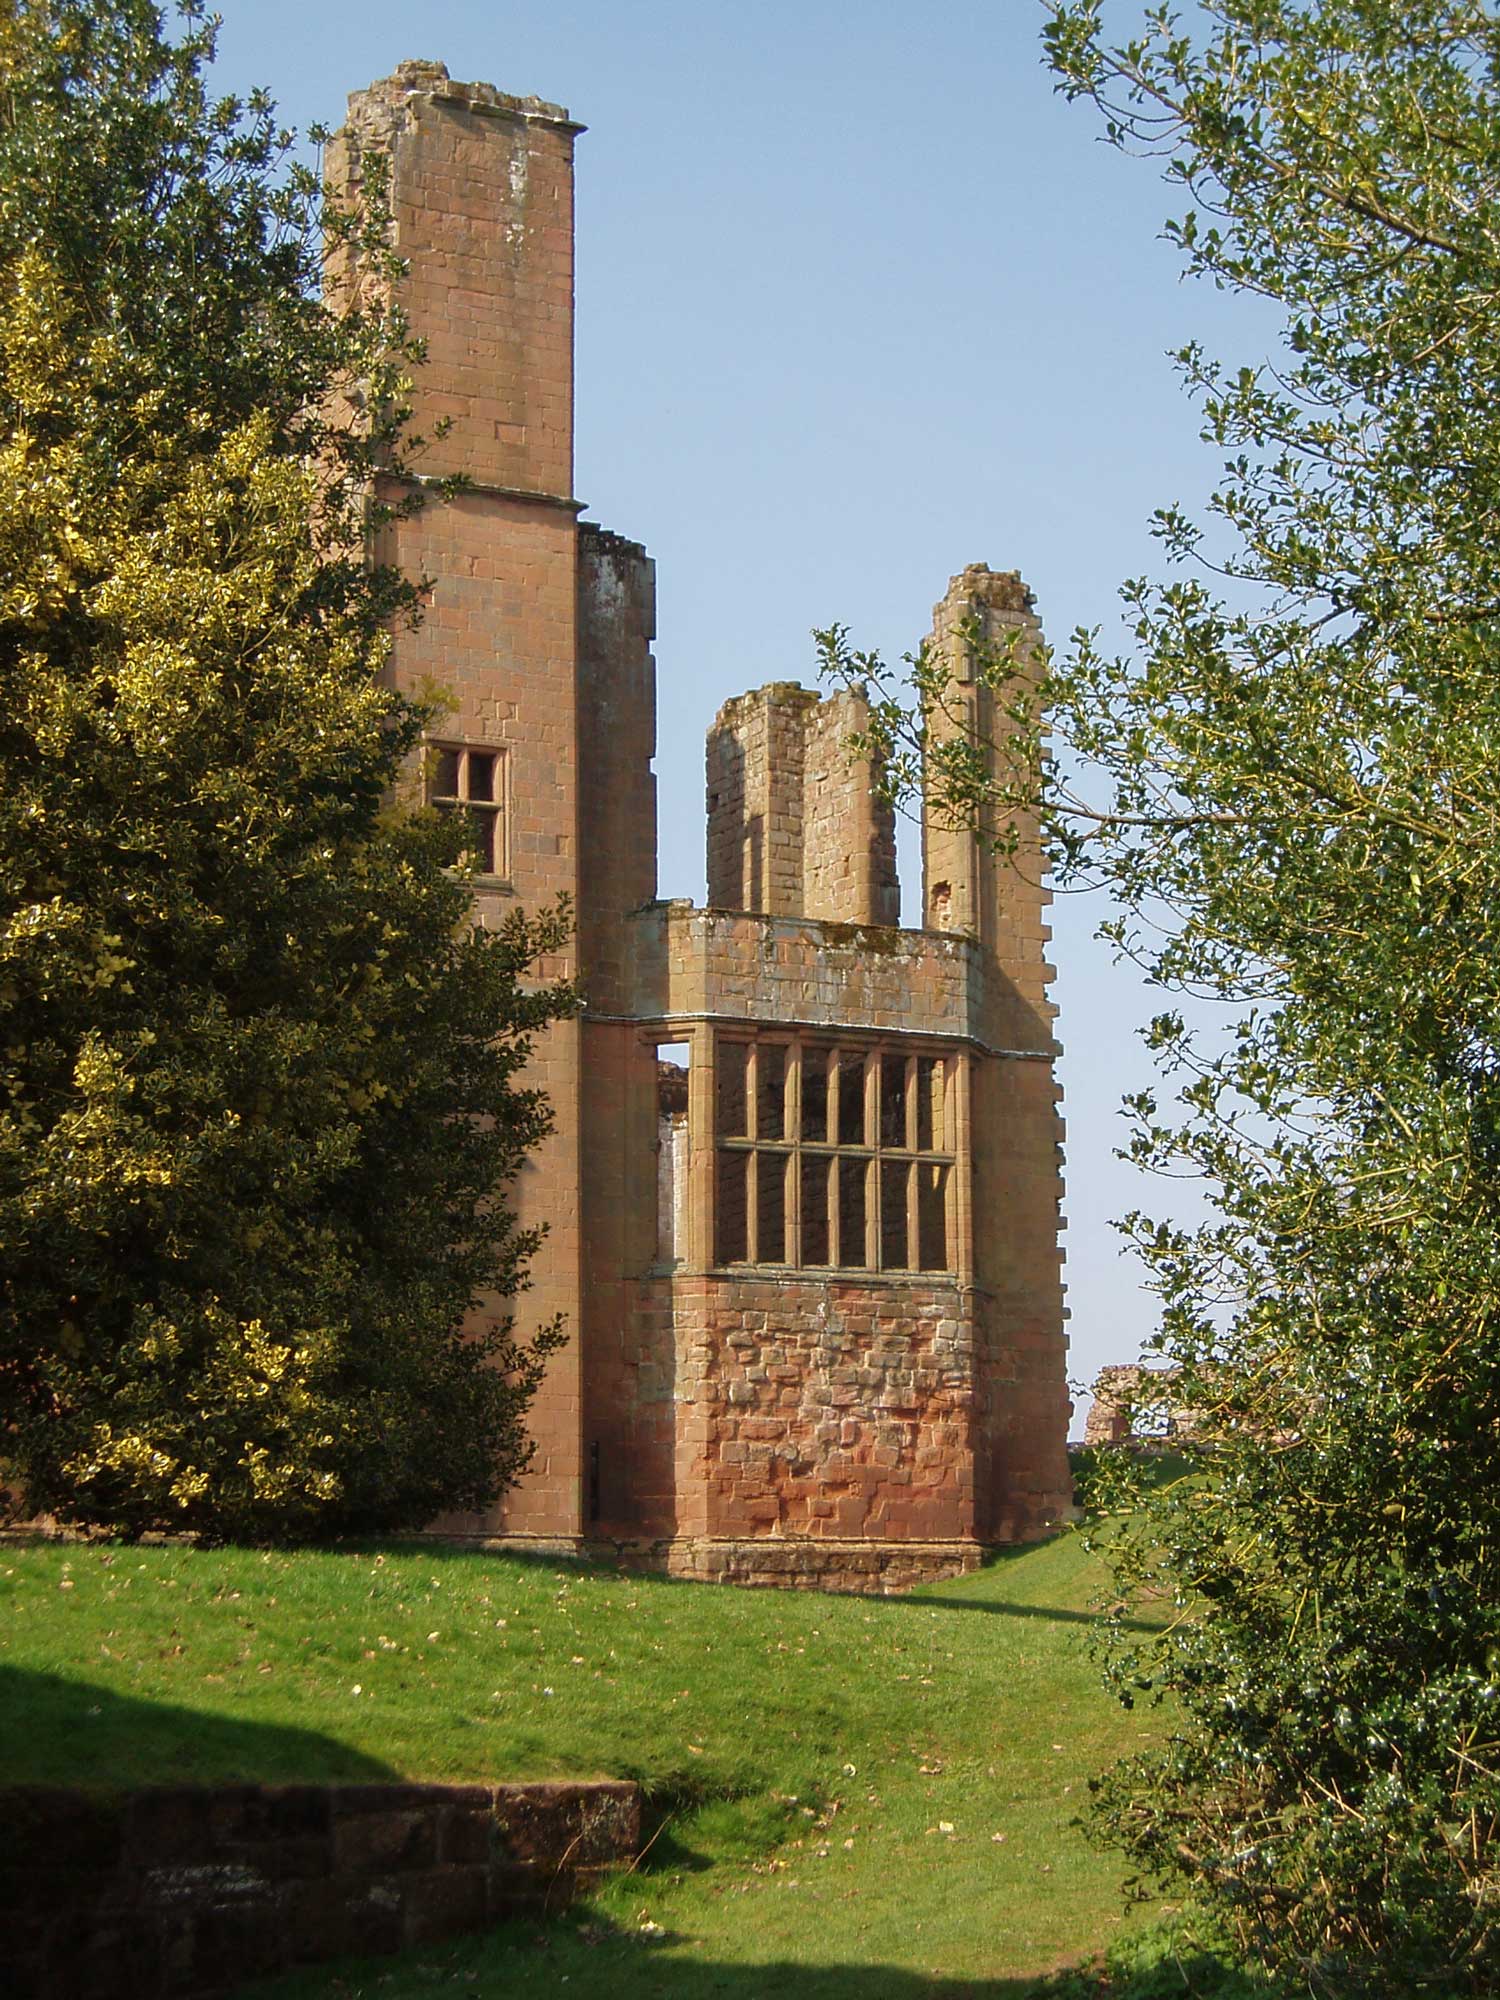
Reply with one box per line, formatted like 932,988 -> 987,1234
327,63 -> 1072,1589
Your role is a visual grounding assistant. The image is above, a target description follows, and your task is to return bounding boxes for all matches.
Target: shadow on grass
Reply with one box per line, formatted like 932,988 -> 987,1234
914,1597 -> 1161,1636
0,1663 -> 396,1790
241,1907 -> 1259,2000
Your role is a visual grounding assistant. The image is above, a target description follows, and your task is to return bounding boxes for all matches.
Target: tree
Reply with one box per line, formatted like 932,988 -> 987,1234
0,0 -> 573,1543
836,1 -> 1500,1987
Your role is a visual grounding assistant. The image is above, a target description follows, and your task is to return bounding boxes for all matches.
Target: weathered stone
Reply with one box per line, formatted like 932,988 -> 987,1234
3,1778 -> 639,1999
1084,1364 -> 1188,1446
319,58 -> 1074,1584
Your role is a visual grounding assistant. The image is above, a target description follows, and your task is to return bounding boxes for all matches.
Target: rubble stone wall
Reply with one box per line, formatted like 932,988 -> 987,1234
1084,1365 -> 1184,1446
666,1273 -> 976,1543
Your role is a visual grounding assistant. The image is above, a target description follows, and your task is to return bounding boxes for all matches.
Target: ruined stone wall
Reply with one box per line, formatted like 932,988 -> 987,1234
966,1041 -> 1071,1535
922,568 -> 1050,968
587,1265 -> 987,1556
327,63 -> 578,496
332,65 -> 585,1537
628,904 -> 987,1042
802,690 -> 900,926
706,684 -> 814,915
607,896 -> 1073,1563
914,569 -> 1073,1531
575,526 -> 664,1538
707,684 -> 897,926
328,64 -> 1072,1584
1083,1365 -> 1185,1446
577,525 -> 657,1009
587,1277 -> 678,1537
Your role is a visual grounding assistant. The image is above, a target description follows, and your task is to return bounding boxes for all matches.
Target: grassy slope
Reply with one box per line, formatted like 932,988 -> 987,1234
0,1531 -> 1230,1995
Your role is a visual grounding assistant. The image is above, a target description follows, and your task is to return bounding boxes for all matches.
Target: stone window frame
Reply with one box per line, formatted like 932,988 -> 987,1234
712,1032 -> 959,1274
425,739 -> 511,882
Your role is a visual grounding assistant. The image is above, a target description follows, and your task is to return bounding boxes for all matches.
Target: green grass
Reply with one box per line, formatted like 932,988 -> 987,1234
0,1532 -> 1264,1996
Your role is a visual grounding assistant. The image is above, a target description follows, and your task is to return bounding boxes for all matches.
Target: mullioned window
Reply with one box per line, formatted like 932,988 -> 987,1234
426,741 -> 509,880
713,1035 -> 954,1272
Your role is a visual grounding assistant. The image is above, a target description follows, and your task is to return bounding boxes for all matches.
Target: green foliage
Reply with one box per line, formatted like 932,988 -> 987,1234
830,0 -> 1500,1988
0,1 -> 572,1541
1045,1915 -> 1280,2000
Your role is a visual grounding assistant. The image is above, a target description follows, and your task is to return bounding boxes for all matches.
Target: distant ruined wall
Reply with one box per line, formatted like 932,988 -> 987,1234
1084,1365 -> 1182,1446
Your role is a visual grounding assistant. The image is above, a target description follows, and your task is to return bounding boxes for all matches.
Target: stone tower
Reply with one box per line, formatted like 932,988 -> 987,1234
327,63 -> 1072,1586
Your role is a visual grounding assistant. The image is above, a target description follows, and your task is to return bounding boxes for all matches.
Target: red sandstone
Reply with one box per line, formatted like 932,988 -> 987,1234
326,62 -> 1074,1588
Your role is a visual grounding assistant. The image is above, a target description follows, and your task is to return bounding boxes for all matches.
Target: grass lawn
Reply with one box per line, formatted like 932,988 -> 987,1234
0,1529 -> 1262,1997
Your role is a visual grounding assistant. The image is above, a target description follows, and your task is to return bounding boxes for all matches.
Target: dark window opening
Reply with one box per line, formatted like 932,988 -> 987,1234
917,1056 -> 941,1151
801,1154 -> 832,1265
756,1150 -> 788,1263
717,1041 -> 749,1137
836,1052 -> 867,1146
880,1053 -> 908,1149
838,1157 -> 868,1270
716,1149 -> 749,1264
757,1043 -> 787,1141
880,1160 -> 910,1271
801,1047 -> 829,1142
918,1163 -> 949,1271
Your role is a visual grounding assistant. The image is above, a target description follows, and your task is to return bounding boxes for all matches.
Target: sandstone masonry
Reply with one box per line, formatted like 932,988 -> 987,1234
328,62 -> 1073,1588
4,1779 -> 638,1998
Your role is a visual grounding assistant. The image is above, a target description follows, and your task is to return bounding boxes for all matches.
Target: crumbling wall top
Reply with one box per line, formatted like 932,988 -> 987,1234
345,59 -> 580,134
938,564 -> 1036,618
710,682 -> 821,734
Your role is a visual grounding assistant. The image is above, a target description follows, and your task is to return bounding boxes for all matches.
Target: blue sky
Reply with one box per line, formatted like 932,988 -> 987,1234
210,0 -> 1277,1430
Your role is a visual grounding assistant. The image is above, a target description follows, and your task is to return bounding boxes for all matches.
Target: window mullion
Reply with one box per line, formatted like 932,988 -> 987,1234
954,1050 -> 973,1283
788,1041 -> 802,1267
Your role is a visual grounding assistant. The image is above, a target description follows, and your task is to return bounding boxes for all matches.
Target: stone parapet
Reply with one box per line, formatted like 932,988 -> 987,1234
623,903 -> 1053,1054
